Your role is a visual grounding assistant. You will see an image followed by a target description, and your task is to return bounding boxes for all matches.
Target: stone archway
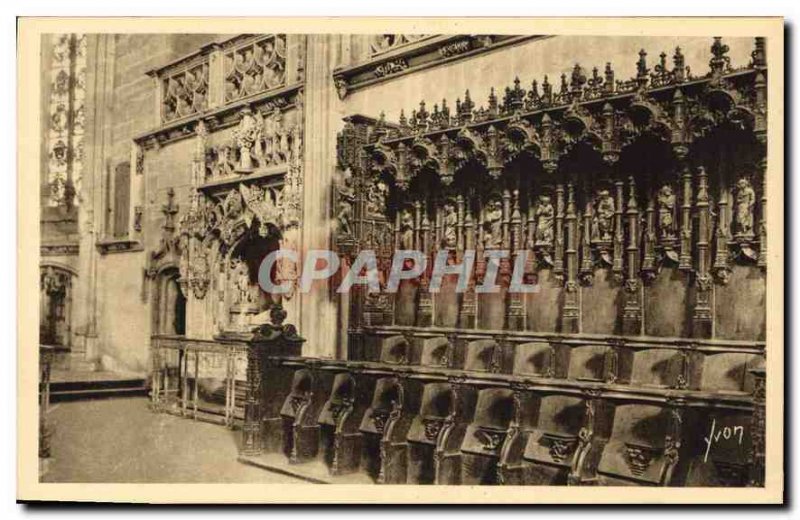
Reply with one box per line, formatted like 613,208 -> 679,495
152,265 -> 187,336
40,264 -> 75,348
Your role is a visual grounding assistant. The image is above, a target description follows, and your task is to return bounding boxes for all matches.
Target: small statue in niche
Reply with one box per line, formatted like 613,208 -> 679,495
592,189 -> 615,242
233,107 -> 262,171
734,177 -> 756,237
399,210 -> 415,249
441,202 -> 458,249
335,170 -> 356,236
212,145 -> 236,178
534,194 -> 555,246
231,258 -> 255,305
483,199 -> 504,249
365,179 -> 388,216
657,184 -> 677,240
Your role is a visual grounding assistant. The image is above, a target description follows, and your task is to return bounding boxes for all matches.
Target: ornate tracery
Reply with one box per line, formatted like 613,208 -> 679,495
336,37 -> 767,340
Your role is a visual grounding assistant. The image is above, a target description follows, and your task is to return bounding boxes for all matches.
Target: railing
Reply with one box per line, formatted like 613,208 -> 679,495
150,335 -> 248,427
39,345 -> 55,459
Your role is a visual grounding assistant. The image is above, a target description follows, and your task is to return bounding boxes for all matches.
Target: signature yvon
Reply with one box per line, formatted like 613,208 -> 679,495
703,418 -> 746,463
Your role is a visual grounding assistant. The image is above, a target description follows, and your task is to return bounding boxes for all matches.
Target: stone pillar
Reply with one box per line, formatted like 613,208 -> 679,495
74,34 -> 116,363
299,35 -> 341,358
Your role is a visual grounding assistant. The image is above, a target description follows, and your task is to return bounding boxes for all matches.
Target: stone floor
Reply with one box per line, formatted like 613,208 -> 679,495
40,396 -> 302,483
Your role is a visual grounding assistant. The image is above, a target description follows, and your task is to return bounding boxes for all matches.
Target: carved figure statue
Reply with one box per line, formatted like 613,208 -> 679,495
483,199 -> 503,249
365,179 -> 388,216
734,177 -> 756,236
441,202 -> 458,249
232,258 -> 254,305
336,172 -> 356,236
592,189 -> 615,241
399,210 -> 415,249
657,184 -> 677,239
534,194 -> 555,246
233,107 -> 262,171
212,145 -> 235,178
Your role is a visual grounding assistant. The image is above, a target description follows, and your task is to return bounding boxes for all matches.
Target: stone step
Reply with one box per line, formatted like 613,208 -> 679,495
49,372 -> 148,401
238,453 -> 375,485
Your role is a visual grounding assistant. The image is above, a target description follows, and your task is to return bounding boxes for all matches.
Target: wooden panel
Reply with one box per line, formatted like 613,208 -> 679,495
715,265 -> 766,341
524,268 -> 561,333
644,267 -> 689,337
581,268 -> 621,335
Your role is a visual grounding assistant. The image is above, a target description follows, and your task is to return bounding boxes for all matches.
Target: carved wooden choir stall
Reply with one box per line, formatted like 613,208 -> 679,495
239,38 -> 768,487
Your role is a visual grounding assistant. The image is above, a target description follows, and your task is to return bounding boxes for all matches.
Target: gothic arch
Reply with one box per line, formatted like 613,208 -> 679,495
39,264 -> 76,347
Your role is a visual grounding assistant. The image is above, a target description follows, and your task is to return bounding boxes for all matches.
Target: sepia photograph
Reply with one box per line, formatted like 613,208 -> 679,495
17,16 -> 784,504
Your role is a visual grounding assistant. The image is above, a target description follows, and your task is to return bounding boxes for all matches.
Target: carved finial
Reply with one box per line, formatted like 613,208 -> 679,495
270,303 -> 287,326
709,37 -> 730,75
570,63 -> 586,94
399,109 -> 408,128
488,87 -> 498,115
416,102 -> 429,132
162,187 -> 179,232
751,37 -> 766,68
627,176 -> 637,210
566,183 -> 576,214
528,80 -> 540,105
542,75 -> 552,105
504,76 -> 525,112
636,49 -> 648,81
697,166 -> 709,203
458,89 -> 474,123
559,73 -> 568,94
673,47 -> 685,82
604,62 -> 615,93
441,98 -> 450,122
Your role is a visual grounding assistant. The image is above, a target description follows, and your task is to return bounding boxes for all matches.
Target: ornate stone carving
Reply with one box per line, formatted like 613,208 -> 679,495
534,194 -> 555,247
162,61 -> 208,122
232,107 -> 262,172
369,34 -> 429,55
591,189 -> 615,243
399,210 -> 415,250
624,443 -> 657,477
483,198 -> 503,249
334,170 -> 356,238
374,58 -> 409,78
441,201 -> 458,249
657,184 -> 677,240
224,35 -> 286,103
733,177 -> 756,238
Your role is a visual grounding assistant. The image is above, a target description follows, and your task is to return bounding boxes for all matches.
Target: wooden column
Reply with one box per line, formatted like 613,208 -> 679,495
563,183 -> 580,333
622,177 -> 642,334
417,200 -> 433,326
459,195 -> 477,328
507,188 -> 524,330
692,167 -> 713,338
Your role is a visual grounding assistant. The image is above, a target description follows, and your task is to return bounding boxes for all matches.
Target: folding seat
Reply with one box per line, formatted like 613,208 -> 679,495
279,368 -> 323,463
406,382 -> 457,484
318,373 -> 363,475
595,403 -> 687,486
359,377 -> 411,483
460,388 -> 515,485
